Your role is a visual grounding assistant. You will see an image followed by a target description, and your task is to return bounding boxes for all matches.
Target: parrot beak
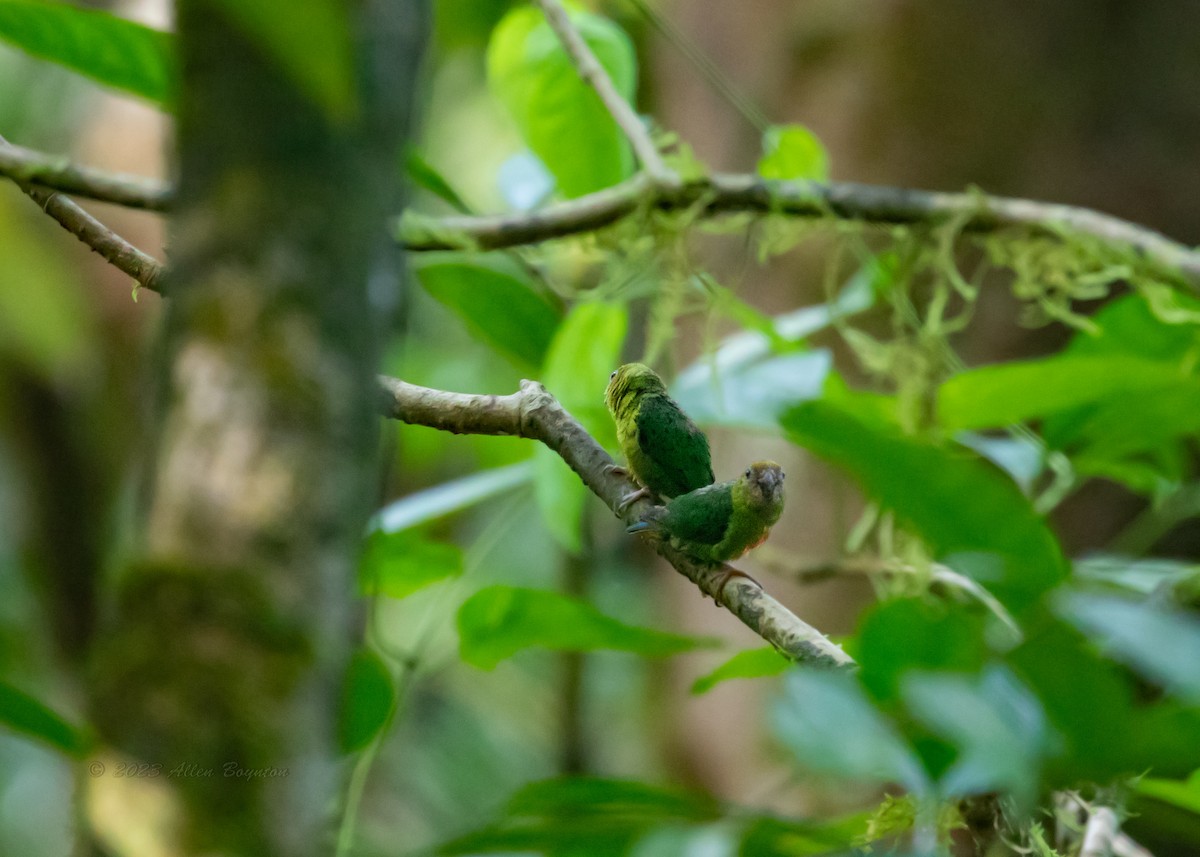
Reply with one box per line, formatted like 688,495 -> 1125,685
755,464 -> 784,499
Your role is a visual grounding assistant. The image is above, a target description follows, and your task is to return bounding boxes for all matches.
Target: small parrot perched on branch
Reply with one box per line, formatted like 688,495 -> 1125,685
604,363 -> 714,509
627,461 -> 785,565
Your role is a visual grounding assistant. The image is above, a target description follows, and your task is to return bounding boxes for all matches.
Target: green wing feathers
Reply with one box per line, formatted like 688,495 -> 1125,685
631,394 -> 714,498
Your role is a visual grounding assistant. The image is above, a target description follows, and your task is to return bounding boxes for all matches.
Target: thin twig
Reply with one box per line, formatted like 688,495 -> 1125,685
0,139 -> 171,211
533,0 -> 676,187
396,172 -> 1200,287
378,376 -> 854,668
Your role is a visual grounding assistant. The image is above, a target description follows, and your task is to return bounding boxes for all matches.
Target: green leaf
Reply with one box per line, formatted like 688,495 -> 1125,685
783,401 -> 1066,610
1136,771 -> 1200,815
456,585 -> 713,669
1074,555 -> 1200,599
337,648 -> 394,753
535,302 -> 627,552
487,6 -> 636,197
404,149 -> 472,213
1065,292 -> 1200,362
690,647 -> 790,694
903,666 -> 1048,806
0,680 -> 91,757
937,355 -> 1188,431
673,350 -> 833,432
1054,590 -> 1200,703
374,462 -> 533,532
857,599 -> 985,704
0,0 -> 174,106
757,124 -> 829,181
415,254 -> 562,369
771,671 -> 929,793
208,0 -> 356,121
358,530 -> 463,600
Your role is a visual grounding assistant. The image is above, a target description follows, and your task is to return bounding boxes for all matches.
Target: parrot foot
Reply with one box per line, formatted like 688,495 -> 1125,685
710,566 -> 763,608
604,464 -> 628,477
615,486 -> 652,513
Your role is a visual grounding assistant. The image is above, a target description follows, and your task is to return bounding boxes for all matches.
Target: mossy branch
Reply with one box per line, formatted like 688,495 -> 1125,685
379,376 -> 854,668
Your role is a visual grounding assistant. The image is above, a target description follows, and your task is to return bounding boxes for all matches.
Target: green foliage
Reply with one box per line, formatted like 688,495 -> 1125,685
338,649 -> 394,754
208,0 -> 355,120
0,0 -> 173,106
414,254 -> 562,370
757,124 -> 830,181
456,585 -> 715,669
535,301 -> 627,552
0,680 -> 92,757
782,400 -> 1066,610
1137,770 -> 1200,815
358,530 -> 463,600
487,5 -> 636,197
690,647 -> 790,694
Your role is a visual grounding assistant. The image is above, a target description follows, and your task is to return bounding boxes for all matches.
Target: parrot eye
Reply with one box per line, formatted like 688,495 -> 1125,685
609,371 -> 617,380
745,468 -> 752,478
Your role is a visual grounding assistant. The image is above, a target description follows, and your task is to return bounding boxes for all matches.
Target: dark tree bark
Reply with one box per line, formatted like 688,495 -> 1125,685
85,2 -> 427,854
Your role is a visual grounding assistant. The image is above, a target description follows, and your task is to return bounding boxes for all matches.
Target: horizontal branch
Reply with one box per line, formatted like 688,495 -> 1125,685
0,138 -> 171,211
2,140 -> 1195,286
379,376 -> 854,668
396,172 -> 1200,286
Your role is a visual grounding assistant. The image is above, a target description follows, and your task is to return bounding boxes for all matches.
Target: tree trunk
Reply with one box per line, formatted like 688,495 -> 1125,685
85,2 -> 427,854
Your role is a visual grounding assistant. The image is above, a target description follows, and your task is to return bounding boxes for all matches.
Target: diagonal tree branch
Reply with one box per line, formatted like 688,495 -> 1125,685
378,376 -> 855,668
0,138 -> 172,211
534,0 -> 675,187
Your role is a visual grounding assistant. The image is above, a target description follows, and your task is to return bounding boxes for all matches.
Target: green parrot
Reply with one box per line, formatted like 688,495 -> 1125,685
604,363 -> 714,509
626,461 -> 785,565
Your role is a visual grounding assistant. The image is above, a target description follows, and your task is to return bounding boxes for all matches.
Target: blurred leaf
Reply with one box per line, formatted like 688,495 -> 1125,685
857,599 -> 985,704
954,432 -> 1045,494
1137,771 -> 1200,815
374,462 -> 534,533
487,5 -> 635,197
358,530 -> 463,599
690,647 -> 790,694
783,401 -> 1066,610
438,776 -> 720,856
740,812 -> 874,856
536,302 -> 627,552
457,585 -> 713,669
0,680 -> 91,757
757,124 -> 829,181
674,349 -> 832,431
1054,590 -> 1200,703
1065,381 -> 1200,461
415,254 -> 562,369
0,195 -> 93,377
0,0 -> 173,106
1074,555 -> 1200,600
498,150 -> 556,211
938,355 -> 1187,431
1066,292 -> 1200,362
405,149 -> 471,213
209,0 -> 355,120
337,648 -> 394,753
771,670 -> 928,793
903,666 -> 1048,806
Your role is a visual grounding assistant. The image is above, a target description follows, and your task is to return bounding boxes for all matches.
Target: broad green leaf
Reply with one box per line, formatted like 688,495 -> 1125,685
208,0 -> 355,121
0,680 -> 91,757
757,124 -> 829,181
1065,292 -> 1200,362
1065,380 -> 1200,461
771,671 -> 928,793
0,0 -> 173,106
535,302 -> 627,552
1074,555 -> 1200,599
673,350 -> 832,431
1054,590 -> 1200,703
337,648 -> 394,753
438,777 -> 720,856
937,355 -> 1187,431
739,812 -> 876,857
415,254 -> 561,369
487,6 -> 635,197
457,585 -> 712,669
903,666 -> 1048,806
690,647 -> 790,694
374,461 -> 533,533
857,599 -> 985,704
358,531 -> 463,599
1136,771 -> 1200,815
783,401 -> 1066,609
0,195 -> 93,377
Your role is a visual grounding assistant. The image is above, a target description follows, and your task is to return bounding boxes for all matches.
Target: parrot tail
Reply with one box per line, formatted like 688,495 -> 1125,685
626,507 -> 666,535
